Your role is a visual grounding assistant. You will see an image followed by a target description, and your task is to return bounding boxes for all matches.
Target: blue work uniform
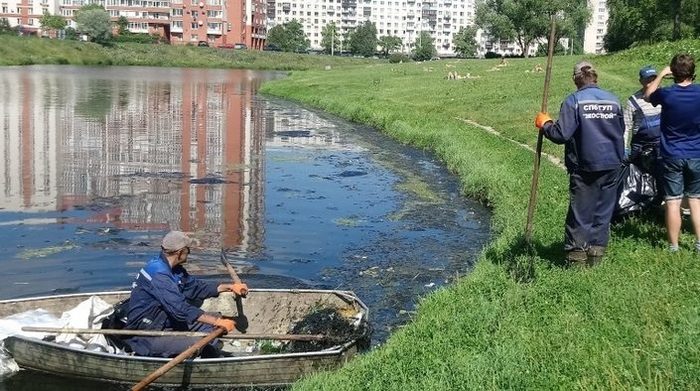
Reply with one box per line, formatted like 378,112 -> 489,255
125,253 -> 221,357
542,85 -> 625,253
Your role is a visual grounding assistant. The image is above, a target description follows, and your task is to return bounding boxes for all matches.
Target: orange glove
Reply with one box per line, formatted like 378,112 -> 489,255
232,283 -> 248,297
534,112 -> 553,129
214,318 -> 235,333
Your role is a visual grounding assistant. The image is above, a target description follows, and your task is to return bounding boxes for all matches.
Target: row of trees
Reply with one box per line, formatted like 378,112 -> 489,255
475,0 -> 591,58
3,6 -> 141,44
475,0 -> 700,55
605,0 -> 700,51
266,19 -> 481,59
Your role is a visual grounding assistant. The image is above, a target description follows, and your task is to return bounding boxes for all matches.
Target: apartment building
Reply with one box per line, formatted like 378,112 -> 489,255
267,0 -> 477,56
0,0 -> 59,34
0,0 -> 265,48
583,0 -> 608,54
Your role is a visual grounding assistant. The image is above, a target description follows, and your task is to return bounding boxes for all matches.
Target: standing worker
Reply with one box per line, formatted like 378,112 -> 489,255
624,66 -> 662,157
534,61 -> 625,266
623,66 -> 663,201
643,53 -> 700,252
125,230 -> 248,357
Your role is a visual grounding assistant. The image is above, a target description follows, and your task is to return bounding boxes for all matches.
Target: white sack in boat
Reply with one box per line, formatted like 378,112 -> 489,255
0,308 -> 62,378
0,295 -> 117,378
54,296 -> 115,353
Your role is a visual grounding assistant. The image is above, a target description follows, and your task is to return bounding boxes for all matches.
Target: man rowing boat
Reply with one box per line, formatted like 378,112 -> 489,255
124,231 -> 248,358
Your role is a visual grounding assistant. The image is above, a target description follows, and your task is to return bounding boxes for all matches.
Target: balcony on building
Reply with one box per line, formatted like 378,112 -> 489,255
281,3 -> 290,12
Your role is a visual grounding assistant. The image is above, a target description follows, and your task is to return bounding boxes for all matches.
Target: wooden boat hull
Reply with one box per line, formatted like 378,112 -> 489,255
1,289 -> 368,387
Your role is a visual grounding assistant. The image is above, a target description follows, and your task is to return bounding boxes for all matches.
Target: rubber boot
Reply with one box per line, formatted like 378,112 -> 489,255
587,246 -> 606,267
565,250 -> 588,267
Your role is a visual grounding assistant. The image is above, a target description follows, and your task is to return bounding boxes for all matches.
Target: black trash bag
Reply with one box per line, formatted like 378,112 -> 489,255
615,162 -> 657,218
100,298 -> 131,351
630,142 -> 660,175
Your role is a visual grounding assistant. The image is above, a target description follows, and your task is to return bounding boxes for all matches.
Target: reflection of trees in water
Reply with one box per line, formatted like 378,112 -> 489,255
74,79 -> 114,121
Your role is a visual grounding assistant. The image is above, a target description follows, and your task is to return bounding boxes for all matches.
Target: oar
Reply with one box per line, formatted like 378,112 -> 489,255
131,327 -> 225,391
220,249 -> 249,330
21,326 -> 328,341
220,249 -> 243,285
525,14 -> 557,245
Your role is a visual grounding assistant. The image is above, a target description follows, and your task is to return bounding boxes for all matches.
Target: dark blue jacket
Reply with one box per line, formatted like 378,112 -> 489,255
125,253 -> 219,331
543,85 -> 625,172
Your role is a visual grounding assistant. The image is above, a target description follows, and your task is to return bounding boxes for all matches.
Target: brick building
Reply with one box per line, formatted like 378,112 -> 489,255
0,0 -> 266,48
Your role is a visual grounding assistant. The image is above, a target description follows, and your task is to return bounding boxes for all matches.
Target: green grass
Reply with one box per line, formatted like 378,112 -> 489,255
0,36 -> 376,70
261,39 -> 700,390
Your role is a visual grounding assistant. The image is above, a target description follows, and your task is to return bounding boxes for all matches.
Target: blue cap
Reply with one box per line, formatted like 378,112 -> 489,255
639,66 -> 657,79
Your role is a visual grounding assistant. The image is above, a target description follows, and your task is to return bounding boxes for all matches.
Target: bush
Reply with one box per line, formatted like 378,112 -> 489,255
388,53 -> 410,63
484,51 -> 500,59
112,32 -> 159,44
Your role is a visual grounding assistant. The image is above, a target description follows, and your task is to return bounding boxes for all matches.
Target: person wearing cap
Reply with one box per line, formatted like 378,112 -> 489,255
643,53 -> 700,252
124,230 -> 248,358
534,61 -> 625,266
621,66 -> 664,202
624,66 -> 662,157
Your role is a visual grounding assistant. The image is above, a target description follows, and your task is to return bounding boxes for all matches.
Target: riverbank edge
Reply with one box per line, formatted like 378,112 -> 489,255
261,48 -> 700,389
0,36 -> 375,70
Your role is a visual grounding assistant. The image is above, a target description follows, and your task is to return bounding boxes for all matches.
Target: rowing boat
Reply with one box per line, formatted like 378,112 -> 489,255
0,289 -> 369,388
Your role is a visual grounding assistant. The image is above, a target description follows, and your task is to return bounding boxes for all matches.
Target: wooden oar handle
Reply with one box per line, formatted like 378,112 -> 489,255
131,327 -> 225,391
220,250 -> 242,284
21,326 -> 328,341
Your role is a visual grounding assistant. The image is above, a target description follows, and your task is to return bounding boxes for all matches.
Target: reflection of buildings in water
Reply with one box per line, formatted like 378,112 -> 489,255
0,72 -> 59,211
0,69 -> 265,252
264,107 -> 345,148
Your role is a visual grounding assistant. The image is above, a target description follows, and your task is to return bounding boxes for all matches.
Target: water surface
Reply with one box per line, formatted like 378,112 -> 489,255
0,65 -> 490,389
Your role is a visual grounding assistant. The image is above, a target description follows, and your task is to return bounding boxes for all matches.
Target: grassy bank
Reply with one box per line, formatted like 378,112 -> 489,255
262,39 -> 700,389
0,36 -> 374,70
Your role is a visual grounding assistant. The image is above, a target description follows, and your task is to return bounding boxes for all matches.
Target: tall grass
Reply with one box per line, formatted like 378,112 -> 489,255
262,44 -> 700,389
0,36 -> 375,70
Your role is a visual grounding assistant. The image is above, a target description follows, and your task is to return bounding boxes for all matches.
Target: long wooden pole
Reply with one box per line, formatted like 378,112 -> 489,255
525,14 -> 558,245
21,326 -> 327,341
131,328 -> 225,391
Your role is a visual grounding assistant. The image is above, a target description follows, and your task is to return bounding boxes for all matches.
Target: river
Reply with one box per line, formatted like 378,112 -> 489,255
0,65 -> 490,390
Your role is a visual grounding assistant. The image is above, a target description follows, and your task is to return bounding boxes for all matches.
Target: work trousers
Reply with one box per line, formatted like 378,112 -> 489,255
564,168 -> 620,252
127,320 -> 222,358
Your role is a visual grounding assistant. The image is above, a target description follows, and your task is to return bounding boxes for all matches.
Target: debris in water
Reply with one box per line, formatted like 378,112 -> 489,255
338,170 -> 367,177
286,308 -> 369,353
16,243 -> 78,260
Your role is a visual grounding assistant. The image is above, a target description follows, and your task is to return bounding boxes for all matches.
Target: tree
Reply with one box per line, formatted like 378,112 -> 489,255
453,25 -> 478,57
63,26 -> 79,40
348,21 -> 378,57
378,35 -> 402,56
413,31 -> 436,61
476,0 -> 589,58
0,18 -> 18,35
39,13 -> 67,37
75,5 -> 111,44
605,0 -> 699,52
116,16 -> 129,35
320,22 -> 341,54
266,20 -> 309,52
